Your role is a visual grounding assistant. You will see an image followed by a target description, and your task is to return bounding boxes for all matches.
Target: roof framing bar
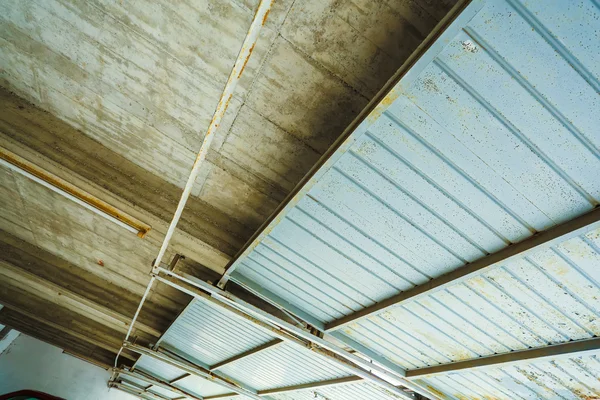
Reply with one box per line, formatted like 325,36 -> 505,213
326,207 -> 600,332
209,339 -> 283,371
109,381 -> 166,400
203,376 -> 364,399
406,337 -> 600,378
123,341 -> 262,400
114,368 -> 203,400
154,269 -> 437,400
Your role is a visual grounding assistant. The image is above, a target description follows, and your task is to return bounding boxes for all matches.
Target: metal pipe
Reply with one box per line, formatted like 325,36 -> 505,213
114,276 -> 156,367
110,381 -> 166,400
155,268 -> 436,400
124,341 -> 263,400
151,0 -> 274,271
113,0 -> 273,371
114,368 -> 203,400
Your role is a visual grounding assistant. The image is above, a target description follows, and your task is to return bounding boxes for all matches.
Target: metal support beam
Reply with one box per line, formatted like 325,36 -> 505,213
406,337 -> 600,378
209,339 -> 283,371
115,368 -> 203,400
326,207 -> 600,332
123,341 -> 262,400
109,381 -> 166,400
155,269 -> 438,400
203,376 -> 363,399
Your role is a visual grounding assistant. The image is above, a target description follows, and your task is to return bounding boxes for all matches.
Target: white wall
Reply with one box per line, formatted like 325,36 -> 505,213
0,333 -> 137,400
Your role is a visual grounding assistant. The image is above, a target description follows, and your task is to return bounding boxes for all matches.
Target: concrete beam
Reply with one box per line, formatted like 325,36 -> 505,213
0,302 -> 136,361
0,260 -> 161,337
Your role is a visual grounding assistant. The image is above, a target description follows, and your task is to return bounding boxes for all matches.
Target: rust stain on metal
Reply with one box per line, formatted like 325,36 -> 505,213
238,43 -> 256,78
425,384 -> 447,399
261,7 -> 271,26
0,146 -> 151,237
366,87 -> 402,124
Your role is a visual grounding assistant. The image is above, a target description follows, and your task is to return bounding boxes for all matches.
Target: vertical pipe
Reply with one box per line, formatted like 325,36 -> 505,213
113,0 -> 274,370
152,0 -> 274,271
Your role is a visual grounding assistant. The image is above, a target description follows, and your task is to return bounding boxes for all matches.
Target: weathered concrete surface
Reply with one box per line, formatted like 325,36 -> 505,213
0,0 -> 456,367
0,0 -> 454,245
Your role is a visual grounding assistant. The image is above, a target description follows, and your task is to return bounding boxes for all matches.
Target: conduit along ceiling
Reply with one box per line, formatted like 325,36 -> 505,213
1,0 -> 599,400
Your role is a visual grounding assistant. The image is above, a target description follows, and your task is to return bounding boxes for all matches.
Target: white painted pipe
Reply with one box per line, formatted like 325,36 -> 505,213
114,0 -> 274,369
152,0 -> 274,270
114,276 -> 155,367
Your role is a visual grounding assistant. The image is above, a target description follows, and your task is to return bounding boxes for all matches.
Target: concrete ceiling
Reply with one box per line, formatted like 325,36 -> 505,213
0,0 -> 456,368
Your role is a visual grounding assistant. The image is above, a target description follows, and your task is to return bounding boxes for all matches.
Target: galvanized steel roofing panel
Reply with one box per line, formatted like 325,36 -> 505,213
230,0 -> 600,326
228,0 -> 600,334
133,354 -> 233,398
135,354 -> 186,382
158,299 -> 275,366
174,374 -> 239,398
342,227 -> 600,370
216,342 -> 352,390
271,381 -> 409,400
414,351 -> 600,400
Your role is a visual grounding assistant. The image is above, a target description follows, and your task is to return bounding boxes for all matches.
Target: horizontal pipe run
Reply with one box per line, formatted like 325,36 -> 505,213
115,368 -> 202,400
110,381 -> 166,400
123,341 -> 262,400
155,268 -> 433,400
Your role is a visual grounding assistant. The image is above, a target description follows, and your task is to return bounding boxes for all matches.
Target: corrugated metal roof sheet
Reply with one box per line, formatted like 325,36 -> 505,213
271,381 -> 410,400
158,299 -> 274,366
175,374 -> 237,398
125,1 -> 600,399
414,351 -> 600,400
216,342 -> 352,390
135,355 -> 185,382
218,0 -> 600,398
229,0 -> 600,325
133,354 -> 233,398
341,227 -> 600,369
